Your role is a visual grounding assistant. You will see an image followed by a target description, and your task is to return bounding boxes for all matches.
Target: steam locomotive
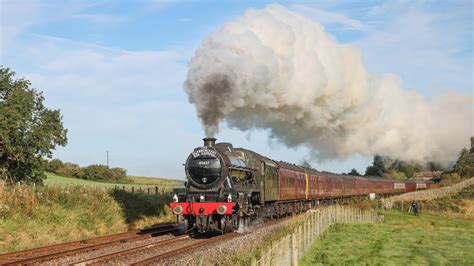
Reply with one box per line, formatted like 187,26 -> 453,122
170,138 -> 434,234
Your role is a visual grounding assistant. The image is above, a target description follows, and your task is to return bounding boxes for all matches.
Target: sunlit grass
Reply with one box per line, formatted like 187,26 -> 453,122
44,172 -> 183,190
301,210 -> 474,265
0,184 -> 173,253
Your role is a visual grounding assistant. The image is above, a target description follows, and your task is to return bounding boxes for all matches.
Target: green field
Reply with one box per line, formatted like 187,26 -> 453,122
44,172 -> 183,191
301,211 -> 474,265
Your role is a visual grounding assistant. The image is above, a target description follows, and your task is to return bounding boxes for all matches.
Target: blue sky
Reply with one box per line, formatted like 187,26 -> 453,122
1,0 -> 472,179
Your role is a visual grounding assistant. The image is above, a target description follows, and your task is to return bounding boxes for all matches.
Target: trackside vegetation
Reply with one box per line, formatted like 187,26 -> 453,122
0,182 -> 173,253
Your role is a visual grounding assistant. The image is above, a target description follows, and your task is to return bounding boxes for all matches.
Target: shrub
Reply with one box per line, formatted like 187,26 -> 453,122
82,165 -> 127,182
441,172 -> 462,186
385,170 -> 407,180
109,167 -> 128,182
56,163 -> 84,179
46,159 -> 64,173
83,164 -> 111,180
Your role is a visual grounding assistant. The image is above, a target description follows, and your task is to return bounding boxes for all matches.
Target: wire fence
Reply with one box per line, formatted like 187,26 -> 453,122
113,185 -> 173,196
251,205 -> 383,266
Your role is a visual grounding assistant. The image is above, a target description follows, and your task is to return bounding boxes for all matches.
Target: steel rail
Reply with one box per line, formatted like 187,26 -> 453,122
73,235 -> 189,265
1,224 -> 177,265
132,232 -> 239,266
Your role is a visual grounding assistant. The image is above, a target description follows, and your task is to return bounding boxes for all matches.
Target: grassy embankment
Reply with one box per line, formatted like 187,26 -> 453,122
44,172 -> 183,191
420,184 -> 474,220
0,180 -> 175,253
301,185 -> 474,265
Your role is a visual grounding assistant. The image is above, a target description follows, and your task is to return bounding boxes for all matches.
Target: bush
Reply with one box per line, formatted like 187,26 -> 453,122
110,167 -> 128,182
83,165 -> 128,182
441,172 -> 462,186
385,170 -> 407,180
49,160 -> 130,183
45,159 -> 64,173
56,163 -> 84,179
83,165 -> 111,180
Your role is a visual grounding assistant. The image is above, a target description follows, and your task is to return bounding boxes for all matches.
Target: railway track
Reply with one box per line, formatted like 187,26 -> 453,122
132,232 -> 239,265
0,223 -> 178,265
0,216 -> 289,265
73,235 -> 190,265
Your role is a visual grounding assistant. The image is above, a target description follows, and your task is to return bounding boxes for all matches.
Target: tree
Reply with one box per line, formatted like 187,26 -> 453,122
400,164 -> 415,178
0,67 -> 67,184
470,137 -> 474,154
453,148 -> 470,176
364,155 -> 385,177
348,168 -> 361,176
301,160 -> 313,169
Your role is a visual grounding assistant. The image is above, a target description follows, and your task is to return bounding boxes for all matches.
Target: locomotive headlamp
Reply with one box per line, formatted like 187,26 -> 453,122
227,194 -> 232,202
217,205 -> 227,215
173,205 -> 183,215
173,194 -> 178,202
199,194 -> 205,202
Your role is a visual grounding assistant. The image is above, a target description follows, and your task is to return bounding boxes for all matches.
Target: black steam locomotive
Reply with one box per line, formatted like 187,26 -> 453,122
170,138 -> 434,235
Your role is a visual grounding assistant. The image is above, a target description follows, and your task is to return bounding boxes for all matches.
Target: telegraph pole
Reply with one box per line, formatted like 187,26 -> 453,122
106,150 -> 109,168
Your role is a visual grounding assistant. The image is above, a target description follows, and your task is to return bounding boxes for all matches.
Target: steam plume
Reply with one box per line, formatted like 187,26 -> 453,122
185,4 -> 472,163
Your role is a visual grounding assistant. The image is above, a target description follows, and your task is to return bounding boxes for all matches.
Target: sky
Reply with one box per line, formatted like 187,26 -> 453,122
1,0 -> 472,179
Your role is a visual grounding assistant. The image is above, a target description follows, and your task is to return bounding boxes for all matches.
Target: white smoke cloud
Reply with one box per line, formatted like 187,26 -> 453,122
185,4 -> 472,163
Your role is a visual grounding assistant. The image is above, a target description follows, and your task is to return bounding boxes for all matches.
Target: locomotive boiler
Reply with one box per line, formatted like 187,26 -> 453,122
170,138 -> 434,235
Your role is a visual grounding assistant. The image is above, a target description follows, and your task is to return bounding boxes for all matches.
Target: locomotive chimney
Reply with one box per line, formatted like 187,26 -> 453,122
203,137 -> 217,147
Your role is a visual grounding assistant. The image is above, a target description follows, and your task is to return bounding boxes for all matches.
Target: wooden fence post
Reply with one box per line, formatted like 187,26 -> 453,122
132,186 -> 134,193
155,186 -> 158,194
291,232 -> 298,266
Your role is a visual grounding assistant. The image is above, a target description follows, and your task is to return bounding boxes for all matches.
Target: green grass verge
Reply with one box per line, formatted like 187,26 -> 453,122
0,184 -> 174,253
44,172 -> 183,190
301,211 -> 474,265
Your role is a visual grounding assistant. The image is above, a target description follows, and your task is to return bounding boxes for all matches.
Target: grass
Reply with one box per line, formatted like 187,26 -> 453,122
128,175 -> 184,190
44,172 -> 183,191
300,211 -> 474,265
421,185 -> 474,220
0,183 -> 174,253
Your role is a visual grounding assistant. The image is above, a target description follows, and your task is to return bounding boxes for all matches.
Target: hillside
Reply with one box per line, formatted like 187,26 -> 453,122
44,172 -> 184,191
421,184 -> 474,220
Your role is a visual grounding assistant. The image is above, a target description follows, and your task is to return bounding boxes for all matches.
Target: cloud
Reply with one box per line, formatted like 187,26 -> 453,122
14,34 -> 186,99
356,1 -> 473,91
290,1 -> 473,92
290,4 -> 368,31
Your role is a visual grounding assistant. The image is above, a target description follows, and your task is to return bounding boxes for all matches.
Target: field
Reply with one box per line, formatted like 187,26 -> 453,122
301,210 -> 474,265
44,172 -> 183,191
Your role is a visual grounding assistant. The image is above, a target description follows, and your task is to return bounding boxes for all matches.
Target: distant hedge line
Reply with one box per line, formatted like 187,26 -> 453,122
45,159 -> 130,182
